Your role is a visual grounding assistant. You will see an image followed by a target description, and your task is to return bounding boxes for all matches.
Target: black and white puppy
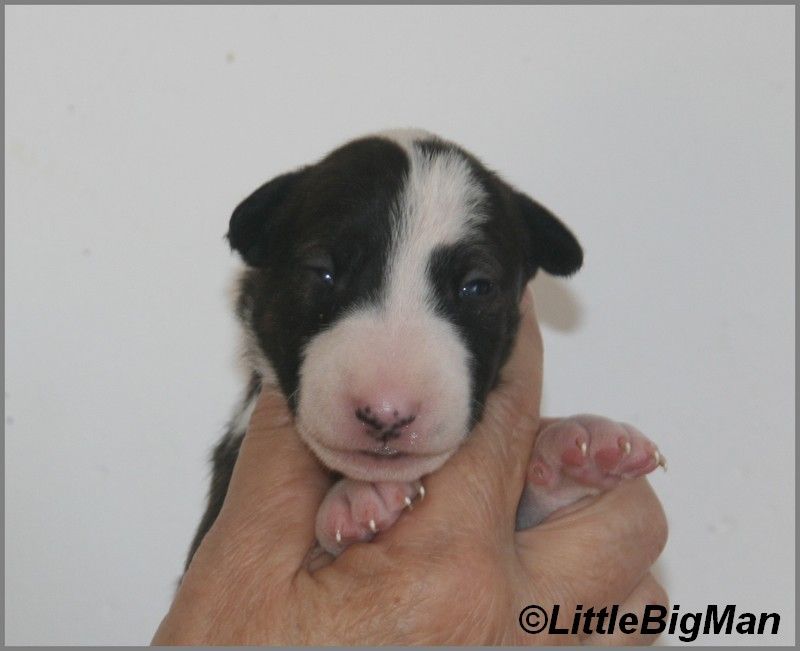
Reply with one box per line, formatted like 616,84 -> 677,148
186,129 -> 663,565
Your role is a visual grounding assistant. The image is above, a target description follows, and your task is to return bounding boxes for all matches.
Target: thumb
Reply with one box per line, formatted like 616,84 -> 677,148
211,384 -> 331,569
417,286 -> 543,538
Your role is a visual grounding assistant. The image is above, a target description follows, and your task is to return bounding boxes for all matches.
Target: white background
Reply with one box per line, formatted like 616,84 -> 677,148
5,5 -> 794,645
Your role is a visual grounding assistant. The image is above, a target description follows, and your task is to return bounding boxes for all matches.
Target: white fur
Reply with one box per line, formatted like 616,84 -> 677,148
297,307 -> 471,481
229,393 -> 257,437
375,127 -> 435,154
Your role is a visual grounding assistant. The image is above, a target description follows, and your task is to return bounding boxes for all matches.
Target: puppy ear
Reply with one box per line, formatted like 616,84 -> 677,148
227,170 -> 305,266
515,191 -> 583,277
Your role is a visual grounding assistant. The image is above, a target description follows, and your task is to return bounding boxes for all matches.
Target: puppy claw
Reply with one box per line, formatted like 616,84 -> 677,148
368,519 -> 378,534
404,496 -> 413,509
418,484 -> 426,500
620,439 -> 632,455
578,441 -> 588,457
657,452 -> 668,471
335,529 -> 342,544
653,450 -> 661,467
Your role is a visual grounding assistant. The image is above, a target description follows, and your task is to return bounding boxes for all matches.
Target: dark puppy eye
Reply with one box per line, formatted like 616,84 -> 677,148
458,274 -> 495,299
304,253 -> 335,287
312,268 -> 335,286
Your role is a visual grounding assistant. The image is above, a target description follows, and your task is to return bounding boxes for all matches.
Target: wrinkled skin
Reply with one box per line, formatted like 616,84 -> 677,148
154,294 -> 667,645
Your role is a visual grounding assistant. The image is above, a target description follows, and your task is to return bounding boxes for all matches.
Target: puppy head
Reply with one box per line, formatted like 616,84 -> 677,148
228,130 -> 582,482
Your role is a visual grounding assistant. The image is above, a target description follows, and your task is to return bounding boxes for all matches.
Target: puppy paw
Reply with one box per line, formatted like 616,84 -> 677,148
516,415 -> 665,529
315,478 -> 424,555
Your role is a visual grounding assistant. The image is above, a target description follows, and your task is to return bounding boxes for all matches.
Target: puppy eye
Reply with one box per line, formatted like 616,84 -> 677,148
458,274 -> 495,299
312,268 -> 335,286
304,254 -> 335,287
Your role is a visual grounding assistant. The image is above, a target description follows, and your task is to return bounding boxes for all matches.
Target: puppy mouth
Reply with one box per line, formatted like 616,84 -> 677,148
330,444 -> 452,464
303,436 -> 456,482
361,447 -> 403,458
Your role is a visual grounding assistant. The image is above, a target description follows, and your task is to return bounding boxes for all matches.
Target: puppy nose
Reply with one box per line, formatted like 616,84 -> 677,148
353,398 -> 418,441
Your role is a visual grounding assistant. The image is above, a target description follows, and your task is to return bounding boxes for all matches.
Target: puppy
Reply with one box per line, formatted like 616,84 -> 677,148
186,129 -> 663,565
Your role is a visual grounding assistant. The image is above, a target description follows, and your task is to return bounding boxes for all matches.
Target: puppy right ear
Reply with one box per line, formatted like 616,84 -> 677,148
227,170 -> 305,266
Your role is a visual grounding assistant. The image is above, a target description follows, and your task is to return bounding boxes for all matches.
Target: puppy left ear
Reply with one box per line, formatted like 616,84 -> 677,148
515,191 -> 583,277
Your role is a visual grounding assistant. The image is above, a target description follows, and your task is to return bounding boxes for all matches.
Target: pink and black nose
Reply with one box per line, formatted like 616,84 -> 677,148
353,398 -> 418,442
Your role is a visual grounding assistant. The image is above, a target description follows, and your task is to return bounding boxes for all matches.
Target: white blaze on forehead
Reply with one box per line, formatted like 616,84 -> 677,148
385,145 -> 487,317
376,127 -> 436,153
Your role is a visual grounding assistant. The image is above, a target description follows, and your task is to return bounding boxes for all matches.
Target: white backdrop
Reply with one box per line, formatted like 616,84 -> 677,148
5,5 -> 794,645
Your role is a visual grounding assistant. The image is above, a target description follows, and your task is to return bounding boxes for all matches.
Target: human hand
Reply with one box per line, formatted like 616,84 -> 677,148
153,292 -> 668,645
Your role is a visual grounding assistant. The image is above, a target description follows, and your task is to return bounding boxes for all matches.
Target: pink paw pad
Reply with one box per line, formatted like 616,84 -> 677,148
315,479 -> 423,555
517,415 -> 665,529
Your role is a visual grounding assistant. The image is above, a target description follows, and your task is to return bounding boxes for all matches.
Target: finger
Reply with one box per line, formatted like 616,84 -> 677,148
411,286 -> 544,537
517,478 -> 668,611
580,572 -> 669,645
212,385 -> 332,569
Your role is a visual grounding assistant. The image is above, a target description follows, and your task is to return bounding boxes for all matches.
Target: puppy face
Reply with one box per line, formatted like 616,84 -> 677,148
229,130 -> 582,482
